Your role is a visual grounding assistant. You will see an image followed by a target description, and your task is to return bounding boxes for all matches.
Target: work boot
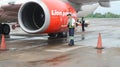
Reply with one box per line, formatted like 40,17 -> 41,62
68,39 -> 74,46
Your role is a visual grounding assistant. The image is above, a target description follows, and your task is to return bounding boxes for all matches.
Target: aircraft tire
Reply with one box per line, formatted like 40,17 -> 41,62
2,24 -> 10,35
48,33 -> 57,38
0,23 -> 2,34
62,32 -> 67,37
57,32 -> 67,38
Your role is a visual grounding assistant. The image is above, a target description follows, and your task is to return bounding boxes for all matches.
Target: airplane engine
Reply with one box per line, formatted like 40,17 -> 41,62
18,0 -> 77,34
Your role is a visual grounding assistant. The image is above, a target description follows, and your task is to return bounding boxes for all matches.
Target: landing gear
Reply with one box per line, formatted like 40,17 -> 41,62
48,32 -> 67,38
48,33 -> 57,38
0,23 -> 10,37
57,32 -> 67,37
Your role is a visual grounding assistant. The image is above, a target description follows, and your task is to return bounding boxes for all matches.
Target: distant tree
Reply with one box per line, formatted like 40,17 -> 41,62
94,13 -> 103,18
86,12 -> 120,18
105,12 -> 113,18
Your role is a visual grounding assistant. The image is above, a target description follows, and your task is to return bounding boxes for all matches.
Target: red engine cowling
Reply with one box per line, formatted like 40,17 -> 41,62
18,0 -> 77,34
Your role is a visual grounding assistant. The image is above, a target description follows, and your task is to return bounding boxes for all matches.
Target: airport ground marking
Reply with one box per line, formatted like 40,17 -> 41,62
45,46 -> 84,52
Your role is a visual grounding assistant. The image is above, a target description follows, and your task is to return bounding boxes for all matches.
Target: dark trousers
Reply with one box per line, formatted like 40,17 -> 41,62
82,24 -> 85,32
82,21 -> 85,32
69,28 -> 74,45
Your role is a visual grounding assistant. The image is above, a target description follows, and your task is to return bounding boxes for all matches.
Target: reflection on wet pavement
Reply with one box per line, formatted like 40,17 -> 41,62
0,19 -> 120,67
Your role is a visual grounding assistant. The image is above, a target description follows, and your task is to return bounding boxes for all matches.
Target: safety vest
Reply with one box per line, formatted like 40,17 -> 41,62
68,18 -> 74,28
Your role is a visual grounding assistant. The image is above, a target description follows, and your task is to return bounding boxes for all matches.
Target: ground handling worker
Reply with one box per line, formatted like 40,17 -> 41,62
67,14 -> 76,46
81,17 -> 85,32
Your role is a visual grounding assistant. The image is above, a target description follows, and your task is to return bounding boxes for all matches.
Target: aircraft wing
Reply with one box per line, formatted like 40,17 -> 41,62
67,0 -> 119,17
68,0 -> 119,7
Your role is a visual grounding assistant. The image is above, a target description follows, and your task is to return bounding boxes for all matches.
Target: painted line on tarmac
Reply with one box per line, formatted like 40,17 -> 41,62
45,46 -> 84,52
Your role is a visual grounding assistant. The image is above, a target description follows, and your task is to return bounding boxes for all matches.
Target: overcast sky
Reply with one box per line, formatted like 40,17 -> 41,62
94,1 -> 120,14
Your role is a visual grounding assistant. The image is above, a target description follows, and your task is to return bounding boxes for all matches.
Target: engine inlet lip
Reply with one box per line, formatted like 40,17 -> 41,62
18,0 -> 50,33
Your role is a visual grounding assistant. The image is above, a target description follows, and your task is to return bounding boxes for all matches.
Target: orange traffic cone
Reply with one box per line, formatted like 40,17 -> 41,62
0,34 -> 7,51
96,33 -> 104,49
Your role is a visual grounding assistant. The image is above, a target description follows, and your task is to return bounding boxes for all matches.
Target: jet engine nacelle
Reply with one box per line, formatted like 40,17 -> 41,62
18,0 -> 77,34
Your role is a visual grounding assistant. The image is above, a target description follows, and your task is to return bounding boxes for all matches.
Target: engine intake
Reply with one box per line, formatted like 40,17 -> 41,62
18,1 -> 50,33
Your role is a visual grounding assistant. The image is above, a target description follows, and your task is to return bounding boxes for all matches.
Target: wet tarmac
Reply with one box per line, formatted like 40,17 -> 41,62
0,18 -> 120,67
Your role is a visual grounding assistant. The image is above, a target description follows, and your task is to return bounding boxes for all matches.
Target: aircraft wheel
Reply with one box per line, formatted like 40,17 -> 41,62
2,24 -> 10,35
48,33 -> 57,38
62,32 -> 67,37
57,32 -> 67,38
0,23 -> 2,34
57,33 -> 63,37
